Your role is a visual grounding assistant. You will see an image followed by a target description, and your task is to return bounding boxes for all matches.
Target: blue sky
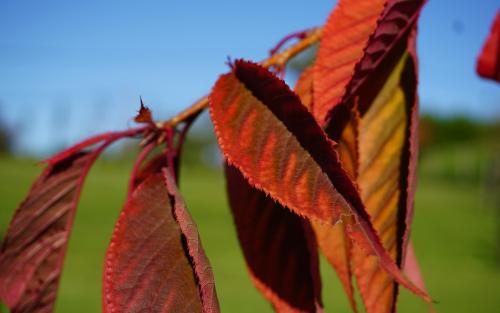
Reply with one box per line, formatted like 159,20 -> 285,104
0,0 -> 499,154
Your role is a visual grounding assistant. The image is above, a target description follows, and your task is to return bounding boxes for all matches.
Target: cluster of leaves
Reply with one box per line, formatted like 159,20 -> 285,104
0,0 -> 440,312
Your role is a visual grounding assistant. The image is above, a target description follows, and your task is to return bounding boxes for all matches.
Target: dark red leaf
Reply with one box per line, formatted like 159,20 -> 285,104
477,10 -> 500,82
225,164 -> 322,312
103,169 -> 219,313
0,151 -> 99,312
209,59 -> 431,302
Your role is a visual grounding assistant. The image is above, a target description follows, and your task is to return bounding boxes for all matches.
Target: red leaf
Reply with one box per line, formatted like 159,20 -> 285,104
103,168 -> 219,313
313,0 -> 387,125
209,59 -> 430,303
225,164 -> 322,312
477,10 -> 500,82
0,151 -> 99,312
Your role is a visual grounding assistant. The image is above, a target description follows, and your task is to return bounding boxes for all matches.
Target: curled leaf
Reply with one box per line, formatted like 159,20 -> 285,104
225,164 -> 322,313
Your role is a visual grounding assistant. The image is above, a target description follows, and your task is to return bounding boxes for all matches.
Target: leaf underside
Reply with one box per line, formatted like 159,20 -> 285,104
0,152 -> 95,313
225,164 -> 322,313
103,167 -> 219,313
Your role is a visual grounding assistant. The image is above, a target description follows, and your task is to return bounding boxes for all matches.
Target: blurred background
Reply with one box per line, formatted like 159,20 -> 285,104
0,0 -> 499,312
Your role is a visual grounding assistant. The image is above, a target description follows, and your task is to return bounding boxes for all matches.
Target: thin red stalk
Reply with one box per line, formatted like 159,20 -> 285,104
165,128 -> 177,182
174,113 -> 199,157
127,141 -> 157,197
45,126 -> 150,166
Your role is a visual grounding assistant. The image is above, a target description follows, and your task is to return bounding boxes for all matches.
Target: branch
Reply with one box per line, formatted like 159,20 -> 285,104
157,27 -> 323,128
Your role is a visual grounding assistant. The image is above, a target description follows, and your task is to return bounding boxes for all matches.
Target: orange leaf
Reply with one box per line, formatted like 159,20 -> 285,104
209,59 -> 431,303
313,0 -> 387,125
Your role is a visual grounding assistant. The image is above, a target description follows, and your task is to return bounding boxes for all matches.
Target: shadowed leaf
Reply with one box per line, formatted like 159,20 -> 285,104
103,168 -> 219,313
209,59 -> 430,303
477,10 -> 500,82
0,152 -> 98,313
225,164 -> 322,313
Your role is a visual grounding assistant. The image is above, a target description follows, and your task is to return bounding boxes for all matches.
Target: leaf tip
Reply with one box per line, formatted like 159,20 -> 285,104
134,97 -> 154,124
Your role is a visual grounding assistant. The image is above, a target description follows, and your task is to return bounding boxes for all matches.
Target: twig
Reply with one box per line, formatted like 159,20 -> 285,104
157,27 -> 323,128
269,28 -> 314,57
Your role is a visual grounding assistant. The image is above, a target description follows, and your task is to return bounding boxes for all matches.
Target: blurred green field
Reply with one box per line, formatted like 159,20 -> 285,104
1,142 -> 499,312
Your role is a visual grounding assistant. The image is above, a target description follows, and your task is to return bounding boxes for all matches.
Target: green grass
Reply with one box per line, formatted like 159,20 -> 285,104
0,143 -> 499,312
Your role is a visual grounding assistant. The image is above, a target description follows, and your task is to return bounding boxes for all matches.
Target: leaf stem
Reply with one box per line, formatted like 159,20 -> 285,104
157,27 -> 323,128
